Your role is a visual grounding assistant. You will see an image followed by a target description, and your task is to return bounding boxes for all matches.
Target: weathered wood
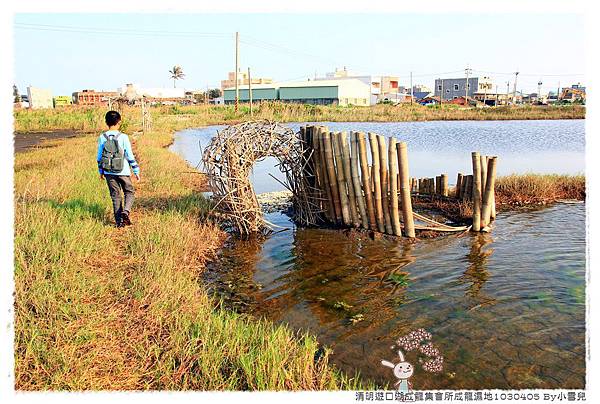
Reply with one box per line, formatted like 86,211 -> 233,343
456,173 -> 464,199
397,141 -> 415,238
368,132 -> 385,233
463,175 -> 473,201
471,152 -> 482,232
441,173 -> 449,197
323,130 -> 342,224
316,126 -> 335,221
340,131 -> 360,227
378,135 -> 393,234
435,175 -> 441,195
388,137 -> 402,236
481,156 -> 498,227
332,132 -> 351,226
350,132 -> 368,229
357,132 -> 377,230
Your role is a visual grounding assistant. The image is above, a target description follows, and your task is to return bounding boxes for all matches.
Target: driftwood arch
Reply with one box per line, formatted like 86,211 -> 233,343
202,120 -> 319,236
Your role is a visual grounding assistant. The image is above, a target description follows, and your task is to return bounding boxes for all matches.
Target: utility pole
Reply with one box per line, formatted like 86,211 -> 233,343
506,81 -> 510,105
465,67 -> 472,103
235,31 -> 239,113
440,78 -> 444,106
512,71 -> 519,104
557,81 -> 561,102
205,85 -> 208,105
495,85 -> 499,106
248,67 -> 253,117
537,80 -> 543,104
410,71 -> 413,104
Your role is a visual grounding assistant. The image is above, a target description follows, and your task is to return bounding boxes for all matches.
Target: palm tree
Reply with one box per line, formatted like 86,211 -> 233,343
169,65 -> 186,88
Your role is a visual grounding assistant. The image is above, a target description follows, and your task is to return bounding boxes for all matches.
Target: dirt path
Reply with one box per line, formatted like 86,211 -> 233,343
14,130 -> 78,153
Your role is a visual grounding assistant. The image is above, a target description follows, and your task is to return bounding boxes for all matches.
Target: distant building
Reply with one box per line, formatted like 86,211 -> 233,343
73,89 -> 119,106
434,77 -> 493,101
53,95 -> 72,107
222,78 -> 371,106
318,68 -> 400,105
221,70 -> 273,92
27,87 -> 53,109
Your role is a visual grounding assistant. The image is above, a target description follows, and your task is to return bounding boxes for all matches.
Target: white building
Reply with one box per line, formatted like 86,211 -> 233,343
120,83 -> 186,100
27,87 -> 53,109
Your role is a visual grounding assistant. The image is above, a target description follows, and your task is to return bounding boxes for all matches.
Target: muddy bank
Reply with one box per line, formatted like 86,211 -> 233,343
14,130 -> 79,153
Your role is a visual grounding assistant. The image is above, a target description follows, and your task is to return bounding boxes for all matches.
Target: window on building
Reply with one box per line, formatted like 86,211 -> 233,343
438,85 -> 442,91
446,89 -> 450,93
454,84 -> 459,91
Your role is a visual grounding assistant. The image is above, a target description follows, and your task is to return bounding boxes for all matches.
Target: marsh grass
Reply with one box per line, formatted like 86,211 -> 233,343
495,174 -> 585,205
14,129 -> 373,390
14,102 -> 585,134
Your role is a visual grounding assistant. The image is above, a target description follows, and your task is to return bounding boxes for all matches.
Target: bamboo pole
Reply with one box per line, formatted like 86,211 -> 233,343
378,135 -> 393,234
441,174 -> 448,197
357,132 -> 376,230
481,156 -> 498,227
323,130 -> 342,224
471,152 -> 482,232
463,175 -> 473,201
368,133 -> 385,233
388,137 -> 402,236
340,131 -> 360,227
350,132 -> 368,229
316,127 -> 335,221
435,175 -> 441,195
397,141 -> 415,238
456,173 -> 464,199
480,155 -> 488,200
332,132 -> 351,226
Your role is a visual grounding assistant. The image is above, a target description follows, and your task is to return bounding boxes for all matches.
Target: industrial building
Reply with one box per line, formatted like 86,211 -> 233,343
221,70 -> 273,92
222,78 -> 371,106
27,87 -> 53,109
72,89 -> 119,106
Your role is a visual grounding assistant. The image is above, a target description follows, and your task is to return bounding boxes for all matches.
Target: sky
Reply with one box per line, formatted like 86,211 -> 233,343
13,13 -> 585,96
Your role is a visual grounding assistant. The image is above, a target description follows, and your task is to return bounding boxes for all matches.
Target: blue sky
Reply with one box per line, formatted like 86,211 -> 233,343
14,13 -> 585,95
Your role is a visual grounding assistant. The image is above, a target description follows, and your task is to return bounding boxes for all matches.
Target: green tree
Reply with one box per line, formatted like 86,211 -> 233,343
13,84 -> 21,103
169,65 -> 186,88
208,88 -> 221,99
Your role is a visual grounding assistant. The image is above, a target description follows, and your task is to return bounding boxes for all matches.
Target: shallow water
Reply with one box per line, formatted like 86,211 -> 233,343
171,120 -> 586,389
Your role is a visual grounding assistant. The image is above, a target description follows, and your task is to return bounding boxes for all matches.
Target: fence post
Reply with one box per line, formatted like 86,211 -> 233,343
358,132 -> 377,230
471,152 -> 482,231
378,135 -> 393,234
369,133 -> 385,233
481,156 -> 498,227
341,132 -> 360,227
332,132 -> 351,226
388,137 -> 402,236
351,132 -> 368,229
397,142 -> 415,238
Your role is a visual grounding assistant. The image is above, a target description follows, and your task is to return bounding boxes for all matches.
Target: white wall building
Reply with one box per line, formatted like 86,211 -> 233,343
27,86 -> 53,109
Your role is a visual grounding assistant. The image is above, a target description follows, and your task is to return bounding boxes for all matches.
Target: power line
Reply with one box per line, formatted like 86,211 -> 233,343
14,23 -> 232,38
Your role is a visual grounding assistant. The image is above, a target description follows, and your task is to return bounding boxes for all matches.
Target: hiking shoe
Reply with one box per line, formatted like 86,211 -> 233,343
121,212 -> 132,226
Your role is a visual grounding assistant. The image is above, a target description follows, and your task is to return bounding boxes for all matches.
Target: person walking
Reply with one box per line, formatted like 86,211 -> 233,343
97,110 -> 140,227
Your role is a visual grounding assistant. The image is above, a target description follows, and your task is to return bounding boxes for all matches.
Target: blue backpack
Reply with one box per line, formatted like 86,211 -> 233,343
100,132 -> 125,173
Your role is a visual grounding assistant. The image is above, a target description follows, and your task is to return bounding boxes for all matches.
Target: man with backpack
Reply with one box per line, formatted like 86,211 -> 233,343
97,110 -> 140,228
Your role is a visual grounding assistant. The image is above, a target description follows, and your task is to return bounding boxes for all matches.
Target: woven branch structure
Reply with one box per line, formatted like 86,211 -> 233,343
202,120 -> 321,237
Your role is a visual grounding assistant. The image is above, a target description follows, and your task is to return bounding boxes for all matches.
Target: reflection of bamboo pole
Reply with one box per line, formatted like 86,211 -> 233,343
323,130 -> 342,224
481,157 -> 498,226
471,152 -> 482,232
351,132 -> 368,229
369,133 -> 385,233
341,131 -> 359,227
357,132 -> 376,230
441,174 -> 448,197
456,173 -> 463,199
332,132 -> 351,226
397,142 -> 415,238
388,137 -> 401,236
378,135 -> 393,234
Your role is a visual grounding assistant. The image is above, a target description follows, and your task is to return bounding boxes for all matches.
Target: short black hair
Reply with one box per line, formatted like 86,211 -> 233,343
105,110 -> 122,126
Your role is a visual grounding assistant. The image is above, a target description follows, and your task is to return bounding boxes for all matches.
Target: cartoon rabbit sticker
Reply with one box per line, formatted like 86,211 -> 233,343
381,350 -> 413,391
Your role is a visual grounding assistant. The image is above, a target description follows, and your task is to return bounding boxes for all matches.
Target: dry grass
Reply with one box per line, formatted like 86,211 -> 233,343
14,128 -> 373,390
495,173 -> 586,205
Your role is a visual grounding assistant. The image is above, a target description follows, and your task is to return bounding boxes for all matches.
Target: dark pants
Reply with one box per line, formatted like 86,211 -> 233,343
105,174 -> 135,225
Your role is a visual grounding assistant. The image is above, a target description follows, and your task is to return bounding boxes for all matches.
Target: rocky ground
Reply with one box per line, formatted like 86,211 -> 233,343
256,190 -> 293,213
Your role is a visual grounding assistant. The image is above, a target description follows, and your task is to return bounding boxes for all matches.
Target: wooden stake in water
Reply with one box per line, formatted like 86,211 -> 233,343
369,133 -> 385,233
397,142 -> 416,238
388,137 -> 402,236
358,132 -> 376,230
441,173 -> 449,197
351,132 -> 368,229
481,156 -> 498,227
456,173 -> 464,199
480,155 -> 488,200
378,135 -> 393,234
341,132 -> 360,227
323,130 -> 342,224
316,127 -> 335,221
332,132 -> 351,226
471,152 -> 482,232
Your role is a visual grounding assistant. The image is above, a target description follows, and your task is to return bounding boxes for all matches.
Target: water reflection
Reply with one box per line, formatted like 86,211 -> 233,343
460,233 -> 496,309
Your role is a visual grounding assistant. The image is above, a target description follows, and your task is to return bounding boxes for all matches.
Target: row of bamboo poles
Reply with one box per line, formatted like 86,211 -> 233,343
461,153 -> 498,232
300,125 -> 417,238
412,174 -> 449,196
